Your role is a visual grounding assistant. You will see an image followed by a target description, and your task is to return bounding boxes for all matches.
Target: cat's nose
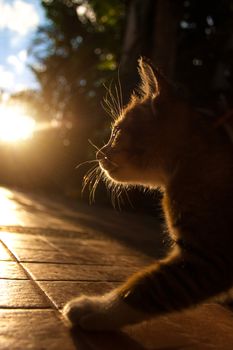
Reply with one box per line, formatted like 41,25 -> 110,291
96,145 -> 108,161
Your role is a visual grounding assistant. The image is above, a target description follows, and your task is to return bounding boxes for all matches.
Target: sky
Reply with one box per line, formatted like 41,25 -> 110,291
0,0 -> 45,93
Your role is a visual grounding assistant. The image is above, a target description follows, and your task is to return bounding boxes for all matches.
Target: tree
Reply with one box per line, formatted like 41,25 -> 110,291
28,0 -> 127,200
31,0 -> 125,125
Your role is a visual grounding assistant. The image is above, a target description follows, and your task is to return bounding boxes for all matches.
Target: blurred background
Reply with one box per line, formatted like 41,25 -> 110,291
0,0 -> 233,213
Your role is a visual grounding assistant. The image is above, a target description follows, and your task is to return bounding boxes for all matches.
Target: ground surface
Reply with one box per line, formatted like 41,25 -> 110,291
0,186 -> 232,349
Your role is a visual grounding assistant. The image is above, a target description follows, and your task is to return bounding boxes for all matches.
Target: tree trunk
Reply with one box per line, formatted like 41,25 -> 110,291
152,0 -> 182,78
120,0 -> 181,100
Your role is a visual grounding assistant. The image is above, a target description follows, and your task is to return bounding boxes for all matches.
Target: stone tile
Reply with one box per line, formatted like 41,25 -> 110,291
0,241 -> 12,261
167,304 -> 233,349
49,236 -> 153,266
69,305 -> 233,350
21,244 -> 151,266
22,262 -> 138,282
69,329 -> 140,350
0,280 -> 50,308
38,281 -> 119,309
0,262 -> 27,279
11,248 -> 78,264
0,310 -> 76,350
7,236 -> 152,266
0,232 -> 39,242
47,236 -> 138,255
122,304 -> 233,350
123,317 -> 195,349
63,251 -> 152,267
0,232 -> 55,251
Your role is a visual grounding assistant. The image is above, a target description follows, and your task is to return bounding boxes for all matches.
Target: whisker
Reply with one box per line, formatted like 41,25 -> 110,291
82,165 -> 99,195
104,82 -> 120,118
110,184 -> 116,209
109,82 -> 121,117
116,185 -> 123,211
88,139 -> 105,155
114,84 -> 122,116
123,186 -> 133,208
117,65 -> 123,110
75,159 -> 98,170
90,169 -> 102,203
106,101 -> 118,120
88,139 -> 119,168
101,100 -> 117,120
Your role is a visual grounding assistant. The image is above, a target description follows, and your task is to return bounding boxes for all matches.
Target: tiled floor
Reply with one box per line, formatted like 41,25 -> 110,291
0,187 -> 233,349
1,227 -> 233,349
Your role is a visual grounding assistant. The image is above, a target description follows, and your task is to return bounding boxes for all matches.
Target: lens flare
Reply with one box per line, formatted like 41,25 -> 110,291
0,105 -> 36,142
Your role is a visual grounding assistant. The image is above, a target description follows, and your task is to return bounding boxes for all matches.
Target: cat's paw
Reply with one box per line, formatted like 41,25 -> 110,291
62,291 -> 146,331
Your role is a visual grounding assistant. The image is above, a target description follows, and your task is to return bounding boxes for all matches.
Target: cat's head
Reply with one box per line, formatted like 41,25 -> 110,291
97,58 -> 189,188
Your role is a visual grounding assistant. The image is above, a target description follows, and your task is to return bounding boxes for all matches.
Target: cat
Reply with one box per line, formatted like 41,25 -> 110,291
63,57 -> 233,330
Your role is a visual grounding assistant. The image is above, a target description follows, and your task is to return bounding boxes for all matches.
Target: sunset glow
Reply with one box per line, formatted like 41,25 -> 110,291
0,105 -> 36,142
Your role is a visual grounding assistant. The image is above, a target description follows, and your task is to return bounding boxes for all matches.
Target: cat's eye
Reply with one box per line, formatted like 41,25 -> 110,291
111,127 -> 121,146
112,126 -> 120,139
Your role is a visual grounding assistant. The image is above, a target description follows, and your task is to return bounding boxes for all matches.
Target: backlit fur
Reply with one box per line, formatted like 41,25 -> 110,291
63,57 -> 233,330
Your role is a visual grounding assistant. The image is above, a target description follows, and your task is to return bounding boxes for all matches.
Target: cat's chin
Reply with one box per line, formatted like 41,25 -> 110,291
100,161 -> 136,184
106,170 -> 165,188
104,169 -> 144,186
103,168 -> 131,184
105,170 -> 125,183
102,164 -> 154,186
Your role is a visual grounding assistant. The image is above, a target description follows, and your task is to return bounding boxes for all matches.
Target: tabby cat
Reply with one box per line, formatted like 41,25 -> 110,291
63,58 -> 233,330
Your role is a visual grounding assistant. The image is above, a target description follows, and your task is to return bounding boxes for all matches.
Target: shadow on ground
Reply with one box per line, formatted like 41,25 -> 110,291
70,326 -> 184,350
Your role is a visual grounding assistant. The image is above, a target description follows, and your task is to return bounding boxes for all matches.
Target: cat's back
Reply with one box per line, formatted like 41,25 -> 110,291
164,113 -> 233,246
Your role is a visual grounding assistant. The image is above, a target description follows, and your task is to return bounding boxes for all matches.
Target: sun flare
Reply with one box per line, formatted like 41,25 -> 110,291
0,105 -> 36,142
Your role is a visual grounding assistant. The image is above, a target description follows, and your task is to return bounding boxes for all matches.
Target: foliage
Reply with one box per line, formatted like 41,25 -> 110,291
31,0 -> 125,123
23,0 -> 127,201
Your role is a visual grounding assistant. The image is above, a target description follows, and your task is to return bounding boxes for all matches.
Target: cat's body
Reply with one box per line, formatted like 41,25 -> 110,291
63,58 -> 233,330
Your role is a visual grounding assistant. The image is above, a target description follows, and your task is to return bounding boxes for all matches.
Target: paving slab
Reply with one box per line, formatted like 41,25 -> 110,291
61,251 -> 152,266
22,262 -> 138,282
123,303 -> 233,350
0,188 -> 232,349
38,281 -> 119,309
0,280 -> 50,308
8,246 -> 151,267
47,236 -> 140,253
0,241 -> 12,261
9,247 -> 79,264
0,233 -> 56,250
65,303 -> 233,350
0,261 -> 28,280
0,310 -> 76,350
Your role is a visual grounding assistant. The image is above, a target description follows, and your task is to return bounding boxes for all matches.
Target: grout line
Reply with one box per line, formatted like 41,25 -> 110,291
37,280 -> 120,284
18,260 -> 143,267
0,277 -> 28,280
0,239 -> 59,312
0,306 -> 53,310
1,238 -> 78,333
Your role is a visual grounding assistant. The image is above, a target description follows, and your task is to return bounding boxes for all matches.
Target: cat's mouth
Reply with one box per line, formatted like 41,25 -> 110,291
99,158 -> 119,174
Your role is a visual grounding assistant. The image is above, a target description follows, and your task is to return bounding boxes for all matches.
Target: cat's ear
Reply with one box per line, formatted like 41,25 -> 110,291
138,57 -> 159,99
137,57 -> 170,100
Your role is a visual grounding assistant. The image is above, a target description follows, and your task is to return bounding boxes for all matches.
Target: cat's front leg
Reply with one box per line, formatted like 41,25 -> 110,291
62,290 -> 147,330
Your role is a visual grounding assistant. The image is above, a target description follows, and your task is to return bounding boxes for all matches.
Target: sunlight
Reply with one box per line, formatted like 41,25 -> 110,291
0,188 -> 23,226
0,105 -> 36,142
